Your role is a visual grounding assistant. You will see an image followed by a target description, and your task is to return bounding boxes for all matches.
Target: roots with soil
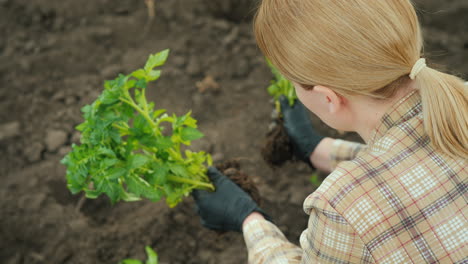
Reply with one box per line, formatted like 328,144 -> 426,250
261,118 -> 294,167
215,159 -> 261,205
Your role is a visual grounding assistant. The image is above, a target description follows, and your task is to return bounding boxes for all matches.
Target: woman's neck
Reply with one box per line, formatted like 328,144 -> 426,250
350,82 -> 417,143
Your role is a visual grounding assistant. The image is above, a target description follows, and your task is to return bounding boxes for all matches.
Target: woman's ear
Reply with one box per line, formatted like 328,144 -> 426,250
313,85 -> 345,114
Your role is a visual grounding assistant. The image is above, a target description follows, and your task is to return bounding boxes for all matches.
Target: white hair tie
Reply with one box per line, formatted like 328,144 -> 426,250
409,58 -> 427,80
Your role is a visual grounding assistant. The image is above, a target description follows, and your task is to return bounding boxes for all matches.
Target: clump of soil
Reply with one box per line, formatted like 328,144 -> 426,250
261,118 -> 294,167
215,159 -> 261,205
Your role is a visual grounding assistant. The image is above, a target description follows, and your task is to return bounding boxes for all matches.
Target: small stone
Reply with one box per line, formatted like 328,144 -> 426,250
114,6 -> 130,15
80,17 -> 89,26
53,17 -> 65,31
30,193 -> 47,209
0,121 -> 20,141
195,75 -> 220,93
100,64 -> 122,79
71,131 -> 81,144
51,90 -> 66,101
234,58 -> 249,77
44,35 -> 57,48
17,32 -> 27,41
45,129 -> 68,152
223,27 -> 240,46
23,142 -> 44,162
65,96 -> 76,105
69,218 -> 88,230
213,19 -> 230,31
268,122 -> 277,132
88,27 -> 113,41
24,40 -> 35,52
289,190 -> 306,204
186,57 -> 202,76
58,146 -> 72,156
172,55 -> 186,67
198,249 -> 213,262
173,212 -> 185,223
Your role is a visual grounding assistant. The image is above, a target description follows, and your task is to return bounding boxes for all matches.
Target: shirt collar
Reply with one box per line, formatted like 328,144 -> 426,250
368,90 -> 422,145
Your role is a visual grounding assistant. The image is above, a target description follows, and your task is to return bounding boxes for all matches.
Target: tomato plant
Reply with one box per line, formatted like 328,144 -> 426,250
266,59 -> 297,113
61,49 -> 214,207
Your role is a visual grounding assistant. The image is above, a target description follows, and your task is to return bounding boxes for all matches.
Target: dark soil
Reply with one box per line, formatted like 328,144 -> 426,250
1,0 -> 466,263
261,118 -> 294,167
216,159 -> 261,205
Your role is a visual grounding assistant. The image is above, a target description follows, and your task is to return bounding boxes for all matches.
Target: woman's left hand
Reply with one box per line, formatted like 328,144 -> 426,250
192,167 -> 269,232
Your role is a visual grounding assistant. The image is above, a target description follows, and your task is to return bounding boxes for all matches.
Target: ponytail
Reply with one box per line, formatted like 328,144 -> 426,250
415,68 -> 468,159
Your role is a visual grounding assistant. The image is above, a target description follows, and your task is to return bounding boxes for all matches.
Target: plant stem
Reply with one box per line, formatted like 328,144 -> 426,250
112,123 -> 129,133
141,88 -> 149,112
119,96 -> 161,136
167,175 -> 214,190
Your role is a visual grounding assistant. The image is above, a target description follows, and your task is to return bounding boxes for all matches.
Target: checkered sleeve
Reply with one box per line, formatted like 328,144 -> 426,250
243,195 -> 374,264
329,139 -> 366,170
301,195 -> 375,263
243,219 -> 303,263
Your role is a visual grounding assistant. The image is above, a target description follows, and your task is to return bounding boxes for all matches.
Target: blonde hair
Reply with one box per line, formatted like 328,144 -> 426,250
254,0 -> 468,159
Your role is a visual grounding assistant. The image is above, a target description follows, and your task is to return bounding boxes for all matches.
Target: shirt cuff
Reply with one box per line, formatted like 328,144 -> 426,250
243,219 -> 288,249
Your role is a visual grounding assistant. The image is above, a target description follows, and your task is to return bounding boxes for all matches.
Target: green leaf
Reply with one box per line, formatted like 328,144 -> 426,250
267,84 -> 279,97
152,136 -> 173,149
136,113 -> 152,130
144,49 -> 170,72
265,58 -> 297,108
85,189 -> 101,199
121,191 -> 142,202
131,69 -> 147,79
134,89 -> 147,108
145,246 -> 158,264
146,70 -> 161,81
310,173 -> 322,187
127,154 -> 150,170
152,109 -> 166,119
81,105 -> 92,115
180,127 -> 204,141
127,176 -> 162,202
136,79 -> 147,89
107,167 -> 127,180
102,179 -> 122,203
109,129 -> 122,143
125,79 -> 137,90
169,164 -> 189,178
148,165 -> 169,185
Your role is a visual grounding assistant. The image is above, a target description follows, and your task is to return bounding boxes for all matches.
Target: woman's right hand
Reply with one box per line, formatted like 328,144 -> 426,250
279,96 -> 325,168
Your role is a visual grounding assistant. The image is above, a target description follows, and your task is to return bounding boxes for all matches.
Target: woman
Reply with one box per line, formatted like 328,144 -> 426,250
193,0 -> 467,263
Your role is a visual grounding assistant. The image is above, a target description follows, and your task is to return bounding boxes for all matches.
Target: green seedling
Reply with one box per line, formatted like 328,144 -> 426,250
266,59 -> 298,113
309,172 -> 322,188
61,49 -> 214,208
120,246 -> 158,264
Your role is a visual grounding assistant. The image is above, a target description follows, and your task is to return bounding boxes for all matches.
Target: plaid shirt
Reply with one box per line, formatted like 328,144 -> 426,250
244,91 -> 467,263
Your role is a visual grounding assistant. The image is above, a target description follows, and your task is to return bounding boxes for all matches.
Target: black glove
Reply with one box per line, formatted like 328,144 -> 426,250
192,167 -> 269,232
279,95 -> 324,167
